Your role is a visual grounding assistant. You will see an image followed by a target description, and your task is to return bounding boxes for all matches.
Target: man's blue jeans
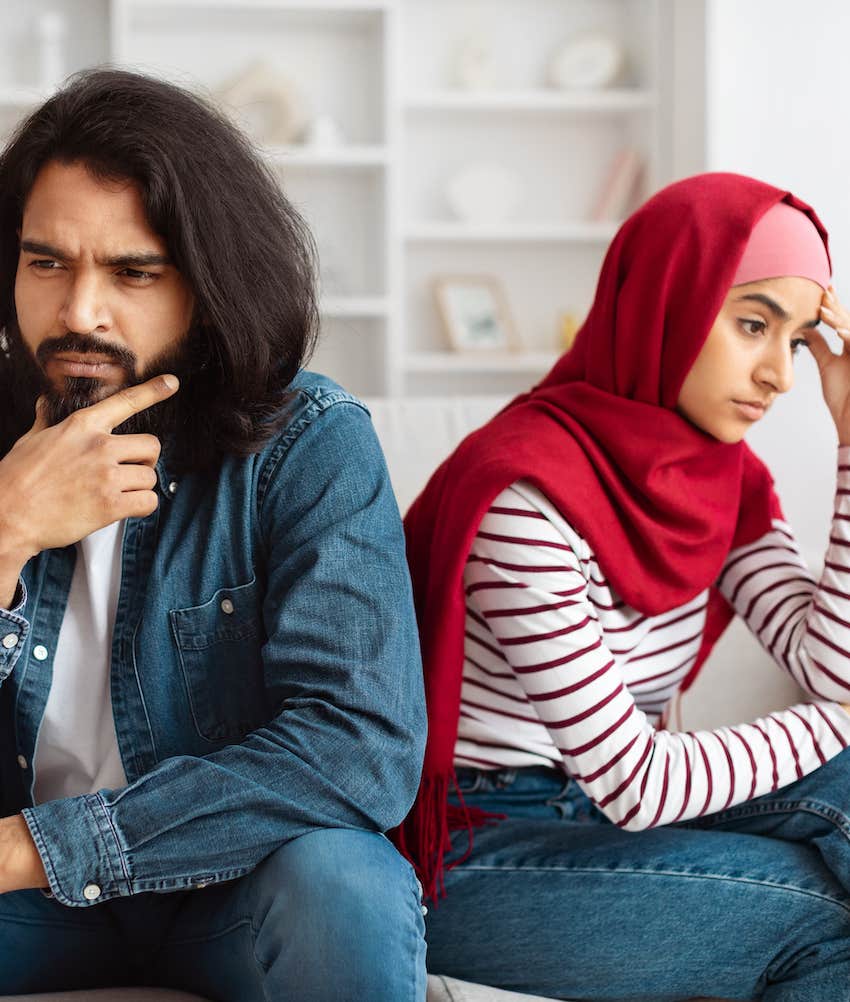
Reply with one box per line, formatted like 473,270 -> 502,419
425,748 -> 850,1001
0,828 -> 427,1001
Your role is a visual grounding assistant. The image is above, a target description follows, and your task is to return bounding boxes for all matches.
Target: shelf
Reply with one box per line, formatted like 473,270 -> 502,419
404,89 -> 656,114
405,222 -> 619,244
406,351 -> 559,374
97,0 -> 673,400
320,296 -> 388,318
122,0 -> 388,10
266,145 -> 388,169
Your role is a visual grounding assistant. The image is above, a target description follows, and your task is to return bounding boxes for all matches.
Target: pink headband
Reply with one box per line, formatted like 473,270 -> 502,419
732,201 -> 831,289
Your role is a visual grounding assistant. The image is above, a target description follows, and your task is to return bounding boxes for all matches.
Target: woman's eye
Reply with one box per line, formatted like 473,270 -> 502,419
791,337 -> 808,356
740,318 -> 766,336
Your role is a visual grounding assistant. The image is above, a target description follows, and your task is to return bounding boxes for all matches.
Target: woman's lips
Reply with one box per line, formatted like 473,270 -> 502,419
732,399 -> 767,422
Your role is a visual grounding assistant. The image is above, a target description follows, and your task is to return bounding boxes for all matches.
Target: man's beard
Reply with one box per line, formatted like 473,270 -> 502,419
4,316 -> 201,442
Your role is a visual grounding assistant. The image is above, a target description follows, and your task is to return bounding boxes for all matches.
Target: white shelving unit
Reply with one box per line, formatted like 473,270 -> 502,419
405,222 -> 619,243
0,0 -> 704,398
404,89 -> 657,112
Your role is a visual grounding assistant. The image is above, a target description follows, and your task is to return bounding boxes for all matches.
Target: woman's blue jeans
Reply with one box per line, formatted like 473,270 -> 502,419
0,827 -> 427,1001
425,748 -> 850,1001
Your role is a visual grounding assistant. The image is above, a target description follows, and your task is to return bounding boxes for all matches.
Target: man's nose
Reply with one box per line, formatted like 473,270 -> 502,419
57,273 -> 110,334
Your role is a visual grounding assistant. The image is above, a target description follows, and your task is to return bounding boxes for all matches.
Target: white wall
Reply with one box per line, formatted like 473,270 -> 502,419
0,0 -> 109,89
682,0 -> 850,727
706,0 -> 850,560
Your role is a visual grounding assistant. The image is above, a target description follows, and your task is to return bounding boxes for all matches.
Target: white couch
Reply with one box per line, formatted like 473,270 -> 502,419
6,395 -> 773,1002
0,977 -> 554,1001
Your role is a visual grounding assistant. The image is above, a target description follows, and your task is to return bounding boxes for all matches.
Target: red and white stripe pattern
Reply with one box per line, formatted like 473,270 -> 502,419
458,460 -> 850,830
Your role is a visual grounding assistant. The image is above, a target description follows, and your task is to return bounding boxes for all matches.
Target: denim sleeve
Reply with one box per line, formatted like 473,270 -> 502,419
23,399 -> 426,906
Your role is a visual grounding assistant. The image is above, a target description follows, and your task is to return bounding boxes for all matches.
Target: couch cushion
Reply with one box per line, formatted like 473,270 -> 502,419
364,395 -> 508,513
427,974 -> 560,1001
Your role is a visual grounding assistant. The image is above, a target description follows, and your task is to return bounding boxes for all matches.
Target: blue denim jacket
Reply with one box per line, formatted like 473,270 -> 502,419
0,372 -> 426,907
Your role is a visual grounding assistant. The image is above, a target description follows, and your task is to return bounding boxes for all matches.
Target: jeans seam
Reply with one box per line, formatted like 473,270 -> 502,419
167,915 -> 268,967
695,799 -> 850,840
407,860 -> 425,1002
453,865 -> 850,915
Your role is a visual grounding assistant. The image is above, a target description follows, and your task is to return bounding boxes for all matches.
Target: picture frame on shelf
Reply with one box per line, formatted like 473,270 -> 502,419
433,275 -> 518,352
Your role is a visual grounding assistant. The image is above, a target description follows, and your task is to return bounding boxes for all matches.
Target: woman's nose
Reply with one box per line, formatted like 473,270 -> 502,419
754,343 -> 794,395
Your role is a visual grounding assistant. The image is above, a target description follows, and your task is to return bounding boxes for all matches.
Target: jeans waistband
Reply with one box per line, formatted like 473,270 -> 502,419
452,765 -> 609,824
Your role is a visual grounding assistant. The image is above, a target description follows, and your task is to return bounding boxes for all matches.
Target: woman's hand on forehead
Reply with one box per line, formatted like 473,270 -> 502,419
806,286 -> 850,445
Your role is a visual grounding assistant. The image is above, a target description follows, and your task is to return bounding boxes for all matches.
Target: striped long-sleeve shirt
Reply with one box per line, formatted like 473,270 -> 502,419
458,452 -> 850,830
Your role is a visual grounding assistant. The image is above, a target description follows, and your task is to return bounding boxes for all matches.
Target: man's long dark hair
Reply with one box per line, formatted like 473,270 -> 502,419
0,68 -> 319,468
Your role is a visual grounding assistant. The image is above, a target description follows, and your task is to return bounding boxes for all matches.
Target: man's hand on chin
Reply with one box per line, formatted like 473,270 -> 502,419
0,815 -> 47,893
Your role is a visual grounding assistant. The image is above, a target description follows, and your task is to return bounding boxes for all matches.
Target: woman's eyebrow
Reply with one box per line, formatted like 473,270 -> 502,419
734,292 -> 819,328
734,293 -> 790,321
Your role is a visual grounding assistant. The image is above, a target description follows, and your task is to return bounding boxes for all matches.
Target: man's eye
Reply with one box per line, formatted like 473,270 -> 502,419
30,259 -> 60,270
120,268 -> 157,282
740,318 -> 766,336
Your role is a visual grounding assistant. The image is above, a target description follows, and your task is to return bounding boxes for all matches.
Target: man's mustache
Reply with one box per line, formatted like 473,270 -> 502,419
36,333 -> 137,375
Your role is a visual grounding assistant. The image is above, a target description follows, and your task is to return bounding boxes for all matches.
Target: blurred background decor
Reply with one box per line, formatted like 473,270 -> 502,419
4,0 -> 850,724
215,60 -> 309,146
0,0 -> 691,400
433,274 -> 517,353
546,34 -> 627,90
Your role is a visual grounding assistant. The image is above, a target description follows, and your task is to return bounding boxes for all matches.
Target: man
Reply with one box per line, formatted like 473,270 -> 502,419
0,68 -> 427,999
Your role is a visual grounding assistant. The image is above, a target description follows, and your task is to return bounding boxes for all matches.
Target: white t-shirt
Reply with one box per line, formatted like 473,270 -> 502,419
33,521 -> 128,804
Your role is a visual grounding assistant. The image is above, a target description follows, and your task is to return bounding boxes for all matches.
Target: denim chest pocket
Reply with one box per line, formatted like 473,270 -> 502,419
170,578 -> 268,743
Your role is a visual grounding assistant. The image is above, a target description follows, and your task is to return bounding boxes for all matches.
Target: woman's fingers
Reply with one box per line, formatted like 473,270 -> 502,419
820,305 -> 850,335
821,286 -> 850,335
804,327 -> 837,372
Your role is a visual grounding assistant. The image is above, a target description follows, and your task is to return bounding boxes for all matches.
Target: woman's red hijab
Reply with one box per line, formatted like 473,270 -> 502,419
394,173 -> 830,899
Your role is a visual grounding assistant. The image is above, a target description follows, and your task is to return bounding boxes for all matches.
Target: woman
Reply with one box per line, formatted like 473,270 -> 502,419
399,173 -> 850,1000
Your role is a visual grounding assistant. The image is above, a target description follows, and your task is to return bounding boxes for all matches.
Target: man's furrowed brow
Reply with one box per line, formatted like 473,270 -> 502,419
19,239 -> 170,268
102,251 -> 171,267
20,239 -> 70,260
733,293 -> 791,322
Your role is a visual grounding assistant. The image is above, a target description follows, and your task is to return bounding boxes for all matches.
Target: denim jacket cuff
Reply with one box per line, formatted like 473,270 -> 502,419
22,793 -> 132,907
0,580 -> 29,681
